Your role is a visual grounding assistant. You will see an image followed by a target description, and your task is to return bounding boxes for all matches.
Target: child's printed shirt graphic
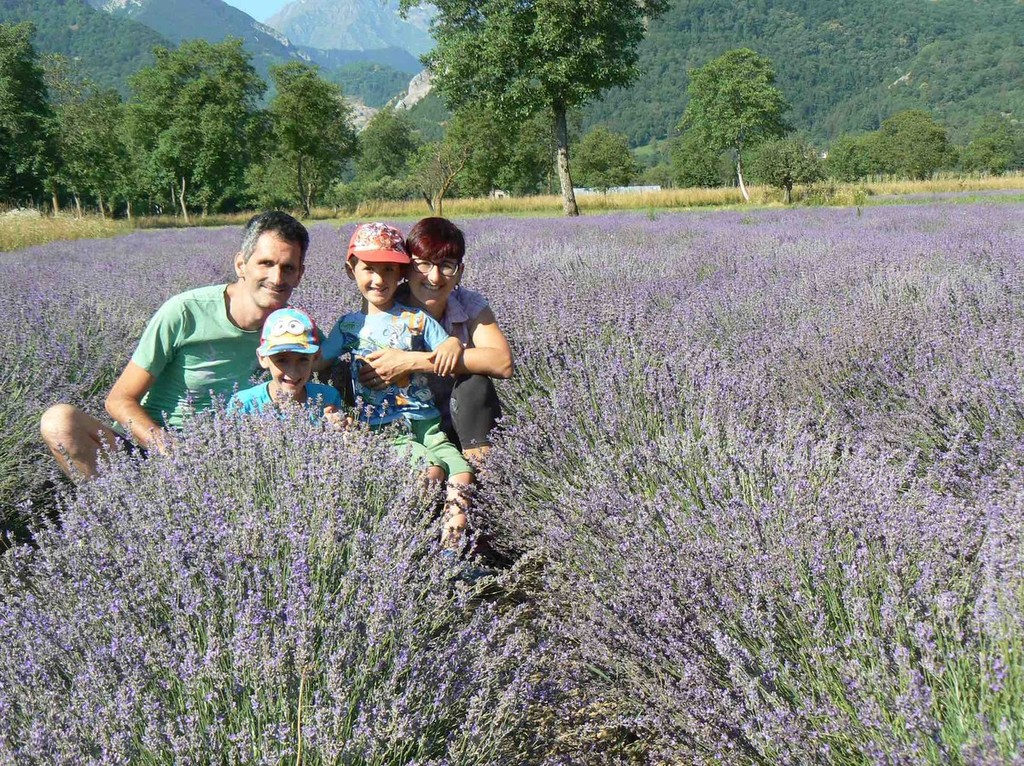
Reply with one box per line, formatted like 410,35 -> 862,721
324,304 -> 449,427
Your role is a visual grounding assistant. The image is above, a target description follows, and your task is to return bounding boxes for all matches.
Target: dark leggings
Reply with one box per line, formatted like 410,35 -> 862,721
443,373 -> 503,451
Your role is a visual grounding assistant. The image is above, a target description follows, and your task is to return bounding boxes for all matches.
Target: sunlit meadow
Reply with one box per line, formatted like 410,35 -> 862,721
2,202 -> 1023,763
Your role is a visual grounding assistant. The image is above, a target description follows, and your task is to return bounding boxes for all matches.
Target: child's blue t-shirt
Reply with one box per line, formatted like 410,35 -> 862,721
228,381 -> 343,420
321,304 -> 449,427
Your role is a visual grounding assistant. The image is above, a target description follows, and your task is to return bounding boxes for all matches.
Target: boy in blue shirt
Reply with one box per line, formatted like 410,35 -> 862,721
321,222 -> 473,546
230,307 -> 345,425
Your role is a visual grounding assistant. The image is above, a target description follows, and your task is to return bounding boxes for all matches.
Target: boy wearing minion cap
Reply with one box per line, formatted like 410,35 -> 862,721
229,307 -> 344,422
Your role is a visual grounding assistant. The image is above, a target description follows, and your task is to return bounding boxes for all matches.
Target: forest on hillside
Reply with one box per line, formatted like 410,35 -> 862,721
584,0 -> 1024,145
0,0 -> 166,92
4,0 -> 1021,147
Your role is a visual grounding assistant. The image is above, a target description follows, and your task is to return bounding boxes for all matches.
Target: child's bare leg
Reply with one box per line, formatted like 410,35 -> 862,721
441,471 -> 474,547
418,464 -> 446,509
462,446 -> 490,479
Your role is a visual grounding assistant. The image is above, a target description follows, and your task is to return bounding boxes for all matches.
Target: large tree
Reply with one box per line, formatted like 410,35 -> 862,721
826,133 -> 883,182
125,38 -> 264,222
266,62 -> 357,217
45,57 -> 127,217
399,0 -> 668,216
450,107 -> 555,196
0,22 -> 56,207
679,48 -> 790,202
355,107 -> 420,183
961,116 -> 1024,175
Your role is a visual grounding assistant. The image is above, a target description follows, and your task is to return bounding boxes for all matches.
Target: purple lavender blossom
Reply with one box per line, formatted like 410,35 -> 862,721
4,202 -> 1024,761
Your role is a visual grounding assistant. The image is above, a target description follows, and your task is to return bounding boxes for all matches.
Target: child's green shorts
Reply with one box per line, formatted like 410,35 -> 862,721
390,416 -> 473,478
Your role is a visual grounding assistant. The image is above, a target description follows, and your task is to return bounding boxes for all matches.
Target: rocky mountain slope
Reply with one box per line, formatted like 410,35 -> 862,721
267,0 -> 432,56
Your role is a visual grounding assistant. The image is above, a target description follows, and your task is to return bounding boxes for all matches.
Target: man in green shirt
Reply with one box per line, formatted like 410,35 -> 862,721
39,211 -> 309,481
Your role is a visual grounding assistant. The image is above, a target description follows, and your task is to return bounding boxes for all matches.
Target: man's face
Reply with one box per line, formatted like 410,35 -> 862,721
234,232 -> 305,314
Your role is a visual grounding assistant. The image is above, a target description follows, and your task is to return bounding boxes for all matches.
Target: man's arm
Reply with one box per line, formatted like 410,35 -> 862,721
105,362 -> 169,451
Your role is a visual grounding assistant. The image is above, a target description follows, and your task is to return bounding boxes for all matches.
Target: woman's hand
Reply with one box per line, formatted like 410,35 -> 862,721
358,348 -> 421,389
431,336 -> 464,377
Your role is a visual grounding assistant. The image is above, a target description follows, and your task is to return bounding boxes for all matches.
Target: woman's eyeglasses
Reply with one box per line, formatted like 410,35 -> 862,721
412,259 -> 461,277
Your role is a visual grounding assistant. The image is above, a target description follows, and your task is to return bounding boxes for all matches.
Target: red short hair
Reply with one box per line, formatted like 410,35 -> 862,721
406,217 -> 465,263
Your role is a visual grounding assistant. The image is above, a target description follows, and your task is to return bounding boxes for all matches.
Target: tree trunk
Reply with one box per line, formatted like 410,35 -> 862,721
422,192 -> 434,212
74,194 -> 82,219
553,104 -> 579,217
97,191 -> 106,220
297,156 -> 310,218
303,180 -> 316,220
50,185 -> 60,215
126,198 -> 133,222
736,155 -> 750,202
784,183 -> 792,204
178,177 -> 190,225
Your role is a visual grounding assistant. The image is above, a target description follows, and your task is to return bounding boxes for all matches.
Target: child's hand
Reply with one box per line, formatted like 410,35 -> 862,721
324,405 -> 354,432
431,337 -> 463,377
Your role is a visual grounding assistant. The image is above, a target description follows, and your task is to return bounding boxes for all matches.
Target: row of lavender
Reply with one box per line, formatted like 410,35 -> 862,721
2,204 -> 1023,763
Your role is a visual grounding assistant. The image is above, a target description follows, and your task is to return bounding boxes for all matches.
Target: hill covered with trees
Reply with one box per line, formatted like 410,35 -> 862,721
0,0 -> 168,93
584,0 -> 1024,145
0,0 -> 419,108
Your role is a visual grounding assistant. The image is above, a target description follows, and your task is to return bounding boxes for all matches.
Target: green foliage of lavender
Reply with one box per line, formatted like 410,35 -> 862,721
3,205 -> 1024,761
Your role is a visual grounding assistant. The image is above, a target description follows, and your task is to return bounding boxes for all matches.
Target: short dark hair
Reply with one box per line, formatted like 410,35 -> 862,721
406,217 -> 465,263
240,211 -> 310,263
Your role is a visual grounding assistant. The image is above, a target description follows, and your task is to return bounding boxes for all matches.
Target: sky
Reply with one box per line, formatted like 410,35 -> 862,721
222,0 -> 290,22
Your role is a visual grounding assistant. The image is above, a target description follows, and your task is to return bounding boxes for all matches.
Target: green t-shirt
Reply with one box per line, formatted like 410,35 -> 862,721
131,284 -> 260,428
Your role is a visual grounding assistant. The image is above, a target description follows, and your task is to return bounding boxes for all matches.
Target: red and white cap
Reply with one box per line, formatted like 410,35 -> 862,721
346,222 -> 410,264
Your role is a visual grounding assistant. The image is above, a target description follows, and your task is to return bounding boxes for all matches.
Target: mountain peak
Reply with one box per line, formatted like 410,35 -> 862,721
267,0 -> 433,57
88,0 -> 145,12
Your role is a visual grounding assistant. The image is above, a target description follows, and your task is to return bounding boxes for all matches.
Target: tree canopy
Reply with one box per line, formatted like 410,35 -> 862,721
961,116 -> 1024,175
574,127 -> 639,193
680,48 -> 790,200
872,109 -> 954,180
400,0 -> 668,215
266,62 -> 357,217
125,38 -> 264,221
0,22 -> 56,204
749,137 -> 822,203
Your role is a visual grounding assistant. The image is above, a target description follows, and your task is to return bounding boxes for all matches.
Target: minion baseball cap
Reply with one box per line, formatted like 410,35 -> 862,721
346,222 -> 410,264
257,307 -> 321,356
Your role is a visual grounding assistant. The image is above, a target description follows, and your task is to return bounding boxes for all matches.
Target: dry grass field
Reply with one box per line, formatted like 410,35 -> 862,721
3,173 -> 1021,252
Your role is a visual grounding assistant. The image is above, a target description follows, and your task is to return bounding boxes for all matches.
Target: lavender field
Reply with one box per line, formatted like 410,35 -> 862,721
2,203 -> 1024,764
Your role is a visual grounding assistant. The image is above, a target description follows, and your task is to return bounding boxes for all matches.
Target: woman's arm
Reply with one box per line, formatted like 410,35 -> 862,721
459,308 -> 513,379
358,348 -> 434,387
